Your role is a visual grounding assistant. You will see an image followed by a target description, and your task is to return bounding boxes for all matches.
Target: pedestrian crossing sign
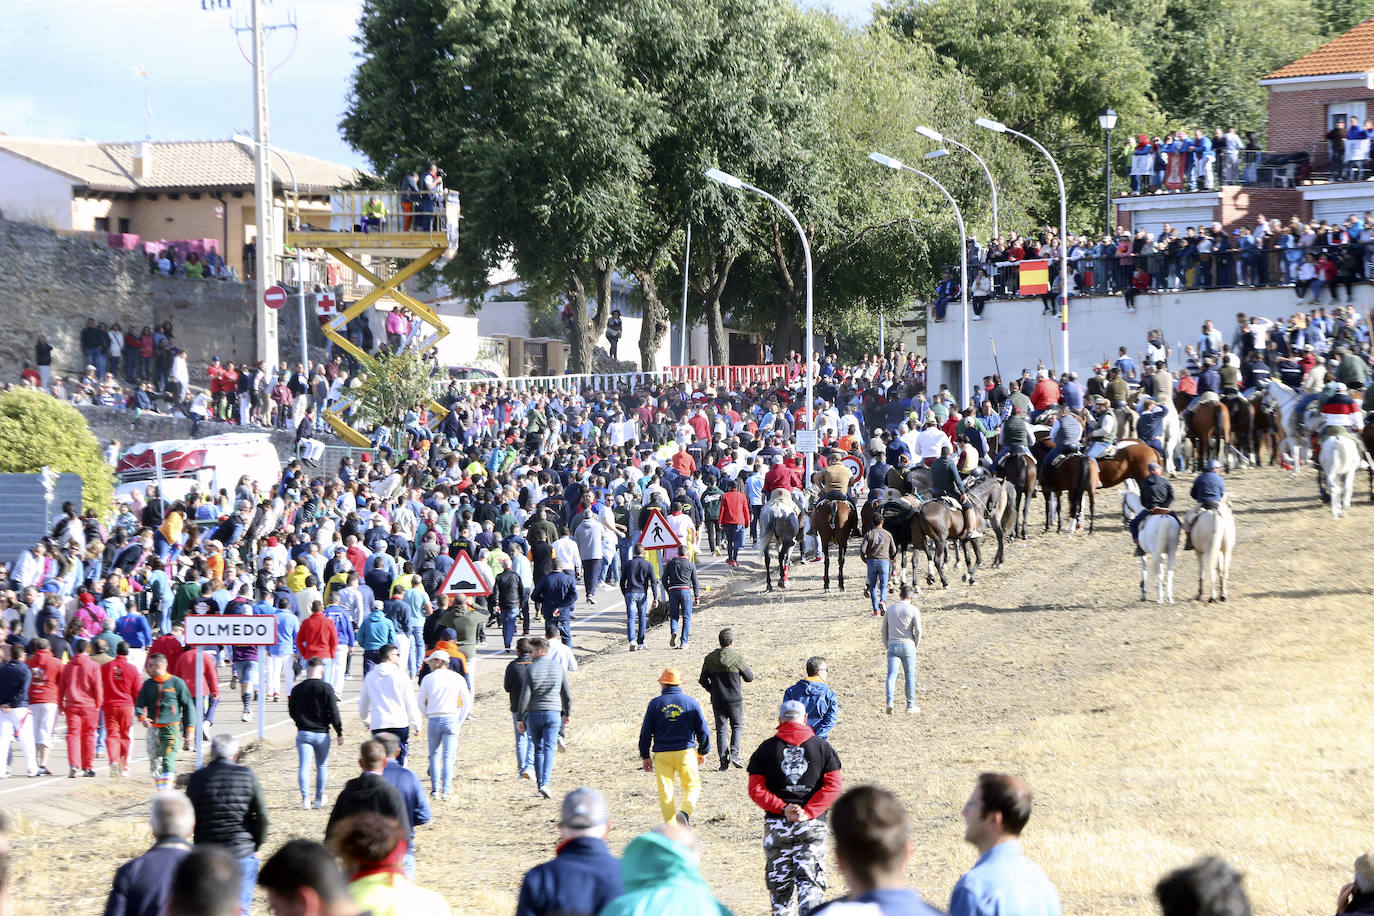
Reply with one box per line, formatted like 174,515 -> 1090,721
436,549 -> 492,598
638,507 -> 682,550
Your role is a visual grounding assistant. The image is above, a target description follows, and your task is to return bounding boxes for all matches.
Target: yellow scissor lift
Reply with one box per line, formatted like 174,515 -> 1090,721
285,189 -> 460,446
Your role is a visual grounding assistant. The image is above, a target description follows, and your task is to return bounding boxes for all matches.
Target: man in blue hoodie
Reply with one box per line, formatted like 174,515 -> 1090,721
516,787 -> 622,916
782,657 -> 839,739
638,667 -> 710,825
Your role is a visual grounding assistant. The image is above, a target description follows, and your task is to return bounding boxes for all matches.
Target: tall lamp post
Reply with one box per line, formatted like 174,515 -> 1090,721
868,153 -> 971,406
975,117 -> 1071,375
704,167 -> 814,478
234,134 -> 307,373
1098,107 -> 1118,238
915,125 -> 1000,241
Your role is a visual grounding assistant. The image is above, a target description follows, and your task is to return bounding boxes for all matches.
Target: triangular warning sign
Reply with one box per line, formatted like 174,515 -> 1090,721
436,549 -> 492,598
638,506 -> 682,550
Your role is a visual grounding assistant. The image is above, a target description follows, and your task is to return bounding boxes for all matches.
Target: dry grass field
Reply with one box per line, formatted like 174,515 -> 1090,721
9,468 -> 1374,915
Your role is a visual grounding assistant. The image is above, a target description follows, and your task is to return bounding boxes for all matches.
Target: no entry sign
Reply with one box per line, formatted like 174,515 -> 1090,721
184,614 -> 278,646
263,285 -> 287,309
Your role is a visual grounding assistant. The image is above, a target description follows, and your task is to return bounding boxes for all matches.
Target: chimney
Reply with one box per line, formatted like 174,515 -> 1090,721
133,141 -> 152,180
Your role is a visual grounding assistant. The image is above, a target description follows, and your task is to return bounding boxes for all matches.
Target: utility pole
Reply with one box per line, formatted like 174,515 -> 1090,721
250,0 -> 278,366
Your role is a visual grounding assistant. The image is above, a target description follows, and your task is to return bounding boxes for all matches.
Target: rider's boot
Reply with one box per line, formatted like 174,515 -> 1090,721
962,507 -> 983,538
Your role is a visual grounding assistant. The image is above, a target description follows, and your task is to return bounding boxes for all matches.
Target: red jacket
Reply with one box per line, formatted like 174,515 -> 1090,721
763,465 -> 800,493
718,490 -> 750,527
101,657 -> 144,708
26,649 -> 63,705
1030,378 -> 1060,411
57,654 -> 103,711
297,611 -> 339,662
149,633 -> 186,670
171,649 -> 219,698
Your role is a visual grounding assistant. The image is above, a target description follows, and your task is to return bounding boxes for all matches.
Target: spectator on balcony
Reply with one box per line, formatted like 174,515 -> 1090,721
1221,127 -> 1241,184
1150,136 -> 1167,191
400,171 -> 420,230
1296,253 -> 1319,303
1328,117 -> 1346,174
1130,135 -> 1152,193
931,272 -> 958,323
362,196 -> 387,233
1346,120 -> 1369,180
1243,132 -> 1262,184
1189,129 -> 1215,191
970,270 -> 992,321
417,163 -> 444,232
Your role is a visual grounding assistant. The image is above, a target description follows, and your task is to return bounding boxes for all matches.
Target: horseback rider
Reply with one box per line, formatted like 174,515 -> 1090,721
814,451 -> 856,516
1085,396 -> 1118,461
1135,396 -> 1165,456
993,404 -> 1032,470
1129,462 -> 1174,556
1217,356 -> 1242,401
930,444 -> 982,538
1241,350 -> 1271,394
1105,368 -> 1130,410
1039,404 -> 1083,475
866,450 -> 892,501
1181,459 -> 1226,550
1181,356 -> 1221,421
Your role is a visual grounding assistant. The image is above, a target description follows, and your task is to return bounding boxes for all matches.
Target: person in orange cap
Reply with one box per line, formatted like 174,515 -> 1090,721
637,668 -> 710,824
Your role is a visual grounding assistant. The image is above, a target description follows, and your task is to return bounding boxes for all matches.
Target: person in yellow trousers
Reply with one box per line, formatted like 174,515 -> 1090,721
638,668 -> 710,825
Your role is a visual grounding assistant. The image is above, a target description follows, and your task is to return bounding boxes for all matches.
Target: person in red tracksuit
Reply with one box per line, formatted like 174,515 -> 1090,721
150,622 -> 186,672
58,639 -> 103,777
297,601 -> 339,666
101,642 -> 144,777
717,480 -> 751,568
171,644 -> 220,742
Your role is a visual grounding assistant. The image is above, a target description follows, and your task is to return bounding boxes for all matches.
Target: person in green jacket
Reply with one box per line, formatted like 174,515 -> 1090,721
170,578 -> 202,625
134,652 -> 194,789
600,822 -> 733,916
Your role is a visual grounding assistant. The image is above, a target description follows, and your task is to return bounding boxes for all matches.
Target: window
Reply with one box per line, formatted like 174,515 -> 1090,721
188,192 -> 201,199
117,218 -> 130,234
93,217 -> 110,233
166,193 -> 180,200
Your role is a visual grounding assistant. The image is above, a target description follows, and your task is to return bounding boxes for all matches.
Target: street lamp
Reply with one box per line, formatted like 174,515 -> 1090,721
868,152 -> 971,407
916,125 -> 1000,240
234,133 -> 308,374
1098,107 -> 1118,238
704,167 -> 815,477
975,117 -> 1071,375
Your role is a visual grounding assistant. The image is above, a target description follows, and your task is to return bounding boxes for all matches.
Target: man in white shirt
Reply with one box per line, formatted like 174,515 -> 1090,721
357,644 -> 422,767
553,528 -> 582,580
417,650 -> 471,800
914,417 -> 951,467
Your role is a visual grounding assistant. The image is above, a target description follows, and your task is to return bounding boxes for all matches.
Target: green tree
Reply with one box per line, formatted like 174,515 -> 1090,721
348,349 -> 438,446
0,390 -> 113,515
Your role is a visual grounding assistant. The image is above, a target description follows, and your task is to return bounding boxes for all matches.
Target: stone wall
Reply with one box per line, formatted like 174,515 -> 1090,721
76,404 -> 330,457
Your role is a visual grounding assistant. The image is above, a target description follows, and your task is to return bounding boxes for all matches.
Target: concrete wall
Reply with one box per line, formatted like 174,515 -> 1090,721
0,214 -> 263,381
0,152 -> 76,228
925,283 -> 1374,396
75,404 -> 333,460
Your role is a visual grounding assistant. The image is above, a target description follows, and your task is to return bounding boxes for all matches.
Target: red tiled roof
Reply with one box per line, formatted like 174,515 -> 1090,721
1265,17 -> 1374,80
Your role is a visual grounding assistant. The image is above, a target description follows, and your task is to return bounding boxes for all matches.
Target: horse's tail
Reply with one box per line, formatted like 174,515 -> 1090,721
829,499 -> 839,532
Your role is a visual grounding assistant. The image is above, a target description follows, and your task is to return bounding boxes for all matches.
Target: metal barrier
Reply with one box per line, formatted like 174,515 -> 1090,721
443,364 -> 790,394
663,364 -> 789,388
1120,148 -> 1309,192
305,190 -> 461,240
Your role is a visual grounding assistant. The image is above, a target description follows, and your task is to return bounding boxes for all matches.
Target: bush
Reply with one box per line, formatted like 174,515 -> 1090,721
0,389 -> 114,516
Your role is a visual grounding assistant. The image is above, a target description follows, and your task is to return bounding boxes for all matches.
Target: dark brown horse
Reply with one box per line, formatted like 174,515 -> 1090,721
1248,390 -> 1281,465
1224,395 -> 1256,465
914,497 -> 984,587
1178,395 -> 1232,471
994,452 -> 1037,540
1073,439 -> 1160,531
810,498 -> 857,592
1032,439 -> 1097,534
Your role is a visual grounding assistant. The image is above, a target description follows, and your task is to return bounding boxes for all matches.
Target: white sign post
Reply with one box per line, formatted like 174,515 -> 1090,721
184,616 -> 277,747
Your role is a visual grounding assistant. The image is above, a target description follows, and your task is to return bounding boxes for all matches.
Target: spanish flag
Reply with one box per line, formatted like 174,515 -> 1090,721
1019,259 -> 1049,296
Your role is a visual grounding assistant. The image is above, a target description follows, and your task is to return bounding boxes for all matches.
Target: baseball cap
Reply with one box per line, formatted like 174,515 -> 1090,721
780,699 -> 807,719
426,650 -> 450,664
560,787 -> 608,829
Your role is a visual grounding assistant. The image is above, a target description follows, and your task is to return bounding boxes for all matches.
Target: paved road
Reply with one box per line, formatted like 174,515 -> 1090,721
1,547 -> 745,821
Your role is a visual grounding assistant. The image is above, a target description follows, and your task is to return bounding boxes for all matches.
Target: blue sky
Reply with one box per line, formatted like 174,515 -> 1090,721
0,0 -> 875,172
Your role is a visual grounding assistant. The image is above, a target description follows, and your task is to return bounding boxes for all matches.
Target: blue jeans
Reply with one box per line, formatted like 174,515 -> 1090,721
604,549 -> 620,584
624,591 -> 648,645
427,715 -> 460,795
725,523 -> 744,561
525,709 -> 560,789
233,660 -> 259,711
238,854 -> 259,914
501,607 -> 520,649
296,730 -> 330,802
866,559 -> 891,614
668,589 -> 694,645
547,607 -> 574,647
513,713 -> 534,775
886,641 -> 918,708
582,558 -> 604,601
408,625 -> 425,676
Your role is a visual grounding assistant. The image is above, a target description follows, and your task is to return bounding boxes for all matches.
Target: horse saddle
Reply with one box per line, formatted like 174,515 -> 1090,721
1196,391 -> 1221,407
1098,442 -> 1120,460
1320,425 -> 1358,441
1147,506 -> 1173,516
1049,449 -> 1081,468
938,495 -> 963,512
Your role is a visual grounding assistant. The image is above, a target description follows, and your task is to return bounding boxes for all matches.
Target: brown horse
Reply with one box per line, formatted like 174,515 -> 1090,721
1248,391 -> 1281,465
914,497 -> 984,587
1224,395 -> 1256,465
1178,396 -> 1232,471
810,498 -> 857,592
993,452 -> 1037,540
1074,439 -> 1160,531
1032,440 -> 1097,534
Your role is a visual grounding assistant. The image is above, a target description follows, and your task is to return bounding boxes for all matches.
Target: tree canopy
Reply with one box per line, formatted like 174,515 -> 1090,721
0,390 -> 114,515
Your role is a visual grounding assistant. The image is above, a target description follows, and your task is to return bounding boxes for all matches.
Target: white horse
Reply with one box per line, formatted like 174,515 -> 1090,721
1262,380 -> 1318,471
1190,501 -> 1236,602
758,489 -> 802,590
1122,481 -> 1180,603
1160,406 -> 1184,477
1319,433 -> 1360,518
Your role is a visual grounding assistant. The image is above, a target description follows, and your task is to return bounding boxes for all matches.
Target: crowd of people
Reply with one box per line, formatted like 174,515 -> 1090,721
0,302 -> 1367,914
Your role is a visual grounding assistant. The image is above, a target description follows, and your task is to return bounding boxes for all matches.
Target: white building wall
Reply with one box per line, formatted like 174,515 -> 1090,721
0,154 -> 75,229
925,284 -> 1374,398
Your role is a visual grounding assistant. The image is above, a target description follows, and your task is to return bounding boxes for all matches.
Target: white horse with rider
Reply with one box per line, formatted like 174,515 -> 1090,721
1122,480 -> 1180,603
1188,498 -> 1236,602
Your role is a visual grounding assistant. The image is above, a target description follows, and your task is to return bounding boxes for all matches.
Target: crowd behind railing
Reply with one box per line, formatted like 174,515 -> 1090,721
933,212 -> 1374,320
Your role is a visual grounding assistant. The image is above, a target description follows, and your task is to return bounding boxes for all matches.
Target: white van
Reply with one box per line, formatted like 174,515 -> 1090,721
115,433 -> 282,505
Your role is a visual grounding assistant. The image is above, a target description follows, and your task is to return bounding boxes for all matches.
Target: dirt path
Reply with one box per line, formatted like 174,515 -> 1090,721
11,469 -> 1374,916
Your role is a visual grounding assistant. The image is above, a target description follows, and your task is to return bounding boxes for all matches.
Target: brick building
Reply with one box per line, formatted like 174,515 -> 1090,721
1116,16 -> 1374,235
